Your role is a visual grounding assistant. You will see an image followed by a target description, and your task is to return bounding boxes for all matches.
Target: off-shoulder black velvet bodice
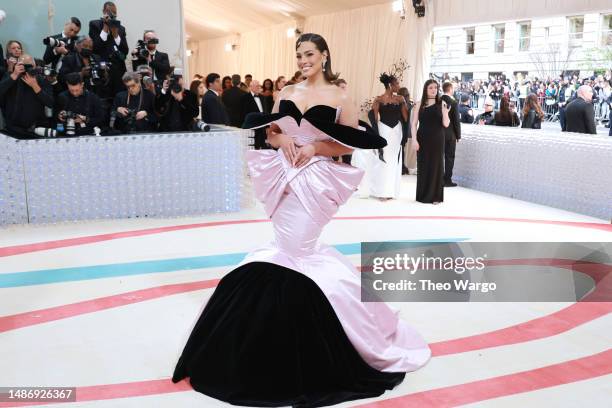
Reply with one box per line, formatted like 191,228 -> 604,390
242,99 -> 387,149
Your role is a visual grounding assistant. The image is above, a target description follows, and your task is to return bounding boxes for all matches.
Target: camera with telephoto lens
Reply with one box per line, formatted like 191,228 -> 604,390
43,66 -> 57,77
42,36 -> 72,50
33,127 -> 57,138
142,75 -> 154,88
64,111 -> 78,136
137,66 -> 154,87
192,120 -> 211,132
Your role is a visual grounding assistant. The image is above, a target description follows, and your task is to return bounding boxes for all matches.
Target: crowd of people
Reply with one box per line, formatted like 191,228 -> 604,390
0,2 -> 219,139
438,72 -> 611,135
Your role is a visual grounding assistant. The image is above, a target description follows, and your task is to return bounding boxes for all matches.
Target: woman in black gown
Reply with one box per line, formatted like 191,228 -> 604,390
411,79 -> 450,204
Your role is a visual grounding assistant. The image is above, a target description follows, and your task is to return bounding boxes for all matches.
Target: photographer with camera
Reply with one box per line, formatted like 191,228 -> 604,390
43,17 -> 81,70
136,64 -> 159,96
89,1 -> 128,95
55,72 -> 103,136
111,72 -> 157,133
131,30 -> 170,83
59,37 -> 109,94
0,54 -> 53,138
156,68 -> 199,132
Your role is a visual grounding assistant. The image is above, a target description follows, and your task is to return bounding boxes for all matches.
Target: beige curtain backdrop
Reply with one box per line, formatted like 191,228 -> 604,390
188,0 -> 435,113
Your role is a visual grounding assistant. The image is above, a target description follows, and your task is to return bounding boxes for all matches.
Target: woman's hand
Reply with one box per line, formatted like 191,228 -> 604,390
441,100 -> 450,115
412,140 -> 420,152
294,144 -> 316,168
276,132 -> 298,164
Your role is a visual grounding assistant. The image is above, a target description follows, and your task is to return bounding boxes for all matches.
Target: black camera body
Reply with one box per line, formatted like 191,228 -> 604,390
124,108 -> 138,131
134,38 -> 159,59
168,75 -> 182,94
22,63 -> 41,76
103,12 -> 121,29
89,58 -> 111,83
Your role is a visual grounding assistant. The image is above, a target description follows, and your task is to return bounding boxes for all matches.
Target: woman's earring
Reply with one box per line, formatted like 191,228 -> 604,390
322,59 -> 326,72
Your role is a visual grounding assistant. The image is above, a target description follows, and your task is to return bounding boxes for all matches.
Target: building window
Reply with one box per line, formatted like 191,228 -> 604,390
568,16 -> 584,47
493,24 -> 505,53
518,21 -> 531,51
461,72 -> 473,82
602,14 -> 612,46
465,27 -> 475,54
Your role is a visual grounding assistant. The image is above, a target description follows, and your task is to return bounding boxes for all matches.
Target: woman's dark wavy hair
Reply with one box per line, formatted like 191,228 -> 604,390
296,33 -> 339,83
379,73 -> 397,89
419,79 -> 441,114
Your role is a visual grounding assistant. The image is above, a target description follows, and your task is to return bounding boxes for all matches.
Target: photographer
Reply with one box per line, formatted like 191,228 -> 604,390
43,17 -> 81,69
111,72 -> 157,133
156,69 -> 199,132
88,1 -> 128,95
59,37 -> 110,95
131,30 -> 170,83
0,55 -> 53,138
136,64 -> 159,96
55,72 -> 103,136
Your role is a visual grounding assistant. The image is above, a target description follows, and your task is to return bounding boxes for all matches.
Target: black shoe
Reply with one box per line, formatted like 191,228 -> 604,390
444,181 -> 457,187
402,166 -> 410,175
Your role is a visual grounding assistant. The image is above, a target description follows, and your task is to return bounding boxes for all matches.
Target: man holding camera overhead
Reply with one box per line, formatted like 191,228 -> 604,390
55,72 -> 104,136
111,72 -> 157,133
131,30 -> 170,83
88,1 -> 128,95
43,17 -> 81,70
0,55 -> 53,138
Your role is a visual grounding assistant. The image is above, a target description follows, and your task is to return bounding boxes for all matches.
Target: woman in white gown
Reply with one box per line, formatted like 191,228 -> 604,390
369,74 -> 409,200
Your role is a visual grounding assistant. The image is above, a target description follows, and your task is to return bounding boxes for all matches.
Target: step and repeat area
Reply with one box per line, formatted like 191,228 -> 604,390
0,129 -> 253,226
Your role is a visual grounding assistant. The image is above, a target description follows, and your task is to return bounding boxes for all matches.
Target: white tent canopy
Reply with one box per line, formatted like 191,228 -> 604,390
185,0 -> 611,110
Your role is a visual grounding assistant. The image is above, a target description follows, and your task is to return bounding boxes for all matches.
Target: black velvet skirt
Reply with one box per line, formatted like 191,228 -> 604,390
172,261 -> 405,407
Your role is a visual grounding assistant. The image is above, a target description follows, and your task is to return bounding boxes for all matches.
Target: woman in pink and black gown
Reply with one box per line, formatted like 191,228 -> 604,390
172,33 -> 431,407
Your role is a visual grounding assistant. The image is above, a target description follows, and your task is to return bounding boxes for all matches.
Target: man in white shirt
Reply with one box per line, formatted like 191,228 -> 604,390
43,17 -> 81,70
131,30 -> 170,83
88,1 -> 129,95
241,80 -> 269,148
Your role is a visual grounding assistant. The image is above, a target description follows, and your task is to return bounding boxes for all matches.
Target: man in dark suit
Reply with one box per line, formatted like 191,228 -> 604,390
241,80 -> 268,148
201,73 -> 229,125
562,85 -> 597,134
88,1 -> 129,95
441,82 -> 461,187
43,17 -> 81,69
156,74 -> 199,132
458,93 -> 474,124
221,74 -> 245,127
111,72 -> 157,133
130,30 -> 170,83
